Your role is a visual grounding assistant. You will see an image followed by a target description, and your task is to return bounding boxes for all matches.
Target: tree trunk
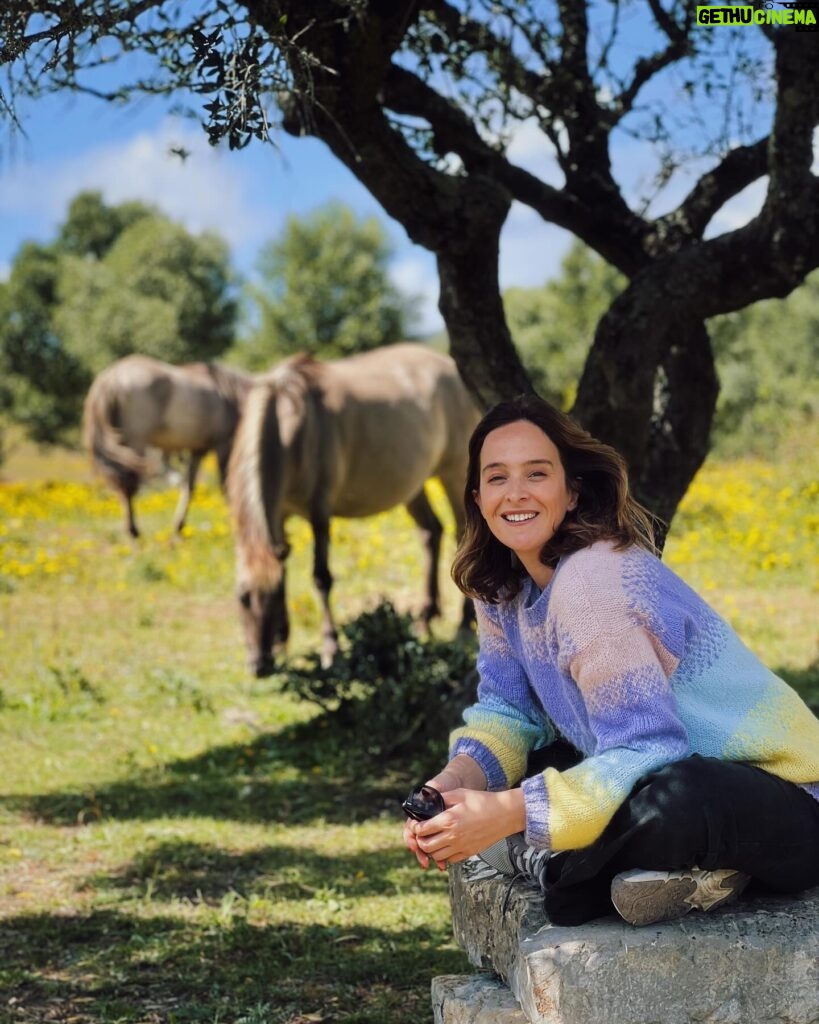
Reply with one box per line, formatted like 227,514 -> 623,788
573,267 -> 719,540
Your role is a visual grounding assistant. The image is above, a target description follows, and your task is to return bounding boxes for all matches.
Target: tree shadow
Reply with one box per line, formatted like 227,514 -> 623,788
0,898 -> 468,1023
0,728 -> 412,827
91,838 -> 425,903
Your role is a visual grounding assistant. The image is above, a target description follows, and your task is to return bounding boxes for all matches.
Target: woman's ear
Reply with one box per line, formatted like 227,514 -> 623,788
473,488 -> 484,515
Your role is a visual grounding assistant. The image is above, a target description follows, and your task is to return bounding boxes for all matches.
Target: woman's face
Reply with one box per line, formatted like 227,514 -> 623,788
475,419 -> 577,584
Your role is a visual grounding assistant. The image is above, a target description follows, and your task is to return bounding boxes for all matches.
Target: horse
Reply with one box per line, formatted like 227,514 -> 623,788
227,342 -> 482,676
82,354 -> 254,537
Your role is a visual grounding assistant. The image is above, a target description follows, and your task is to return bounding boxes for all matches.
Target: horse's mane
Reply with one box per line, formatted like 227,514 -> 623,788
205,362 -> 255,408
228,354 -> 319,587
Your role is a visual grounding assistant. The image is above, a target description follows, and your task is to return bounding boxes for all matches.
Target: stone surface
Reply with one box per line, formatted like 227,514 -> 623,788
448,859 -> 819,1024
432,973 -> 529,1024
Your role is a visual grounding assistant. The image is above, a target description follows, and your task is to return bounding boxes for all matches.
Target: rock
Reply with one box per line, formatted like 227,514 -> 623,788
432,973 -> 529,1023
445,858 -> 819,1024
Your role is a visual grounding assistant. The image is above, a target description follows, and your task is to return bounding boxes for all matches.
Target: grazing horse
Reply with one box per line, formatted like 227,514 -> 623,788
83,354 -> 254,537
227,343 -> 481,676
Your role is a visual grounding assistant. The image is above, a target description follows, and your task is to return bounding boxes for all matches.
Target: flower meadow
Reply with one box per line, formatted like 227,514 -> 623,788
2,451 -> 815,608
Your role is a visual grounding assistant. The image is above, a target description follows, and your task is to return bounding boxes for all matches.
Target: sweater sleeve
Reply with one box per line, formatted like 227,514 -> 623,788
450,600 -> 555,791
521,616 -> 690,851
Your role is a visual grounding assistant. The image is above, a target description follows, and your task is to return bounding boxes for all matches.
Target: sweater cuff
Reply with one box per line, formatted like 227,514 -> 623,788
521,773 -> 551,849
449,737 -> 508,792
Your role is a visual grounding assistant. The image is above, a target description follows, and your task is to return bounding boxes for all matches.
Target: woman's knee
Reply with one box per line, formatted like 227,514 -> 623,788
619,757 -> 724,859
633,756 -> 720,818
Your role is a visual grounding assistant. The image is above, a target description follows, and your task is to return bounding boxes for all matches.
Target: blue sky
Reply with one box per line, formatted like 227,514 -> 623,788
0,78 -> 773,336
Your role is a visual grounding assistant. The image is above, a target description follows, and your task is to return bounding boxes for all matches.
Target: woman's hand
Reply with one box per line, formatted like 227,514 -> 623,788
405,788 -> 526,869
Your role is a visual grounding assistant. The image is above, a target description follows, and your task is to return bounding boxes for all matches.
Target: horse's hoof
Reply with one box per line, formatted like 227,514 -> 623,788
252,655 -> 276,678
320,641 -> 338,669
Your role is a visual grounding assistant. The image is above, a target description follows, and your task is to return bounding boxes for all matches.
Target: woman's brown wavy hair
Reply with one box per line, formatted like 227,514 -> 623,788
451,394 -> 659,603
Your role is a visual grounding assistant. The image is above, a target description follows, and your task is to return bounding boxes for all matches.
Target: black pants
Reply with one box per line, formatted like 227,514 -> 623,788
526,745 -> 819,926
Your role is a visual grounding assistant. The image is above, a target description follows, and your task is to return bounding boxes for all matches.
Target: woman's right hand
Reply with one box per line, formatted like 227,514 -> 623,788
402,754 -> 487,870
404,816 -> 444,871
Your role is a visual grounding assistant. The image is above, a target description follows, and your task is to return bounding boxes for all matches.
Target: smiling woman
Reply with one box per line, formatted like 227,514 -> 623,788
403,393 -> 819,930
474,420 -> 578,589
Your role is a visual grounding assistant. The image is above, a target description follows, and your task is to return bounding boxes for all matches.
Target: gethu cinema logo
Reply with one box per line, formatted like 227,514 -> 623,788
696,3 -> 817,24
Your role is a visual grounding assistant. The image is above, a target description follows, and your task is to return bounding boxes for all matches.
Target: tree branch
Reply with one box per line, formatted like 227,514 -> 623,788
657,137 -> 770,244
0,0 -> 163,66
384,63 -> 648,275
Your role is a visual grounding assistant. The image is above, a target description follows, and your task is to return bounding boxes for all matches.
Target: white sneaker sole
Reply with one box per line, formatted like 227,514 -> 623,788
611,868 -> 750,927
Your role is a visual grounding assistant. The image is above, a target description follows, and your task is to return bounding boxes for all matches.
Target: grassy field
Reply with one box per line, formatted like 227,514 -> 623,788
1,437 -> 817,1023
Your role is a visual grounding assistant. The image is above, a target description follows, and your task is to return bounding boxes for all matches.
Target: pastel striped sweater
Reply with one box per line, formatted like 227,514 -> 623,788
450,540 -> 819,853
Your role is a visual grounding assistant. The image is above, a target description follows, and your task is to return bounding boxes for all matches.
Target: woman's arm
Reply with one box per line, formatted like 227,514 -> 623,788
448,601 -> 555,791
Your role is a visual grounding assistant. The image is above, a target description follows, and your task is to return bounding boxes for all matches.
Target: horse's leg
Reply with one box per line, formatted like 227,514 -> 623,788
215,441 -> 231,489
310,512 -> 337,667
173,450 -> 204,534
114,468 -> 141,538
435,467 -> 476,634
121,487 -> 139,539
405,488 -> 443,629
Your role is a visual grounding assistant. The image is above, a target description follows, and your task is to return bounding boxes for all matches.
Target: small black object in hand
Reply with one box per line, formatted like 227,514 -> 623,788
402,784 -> 445,821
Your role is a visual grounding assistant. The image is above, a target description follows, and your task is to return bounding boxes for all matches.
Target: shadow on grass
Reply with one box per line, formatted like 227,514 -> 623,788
0,725 -> 420,827
91,838 -> 434,903
0,903 -> 468,1023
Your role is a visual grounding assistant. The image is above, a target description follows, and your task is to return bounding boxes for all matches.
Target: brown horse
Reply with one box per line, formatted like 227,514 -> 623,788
227,343 -> 481,676
83,354 -> 254,537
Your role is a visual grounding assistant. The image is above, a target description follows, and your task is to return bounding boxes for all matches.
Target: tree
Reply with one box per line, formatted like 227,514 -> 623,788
2,4 -> 818,530
57,214 -> 237,372
56,190 -> 154,260
0,191 -> 238,443
247,202 -> 412,365
0,242 -> 90,445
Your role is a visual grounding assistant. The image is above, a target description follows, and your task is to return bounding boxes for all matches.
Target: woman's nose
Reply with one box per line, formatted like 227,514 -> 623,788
506,475 -> 529,500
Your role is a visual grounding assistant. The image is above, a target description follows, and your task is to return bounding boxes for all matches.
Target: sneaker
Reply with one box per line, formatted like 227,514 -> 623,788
611,867 -> 751,927
476,833 -> 550,893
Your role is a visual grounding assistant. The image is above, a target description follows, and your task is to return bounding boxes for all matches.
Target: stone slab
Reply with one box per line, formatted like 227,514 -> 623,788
432,973 -> 529,1024
449,859 -> 819,1024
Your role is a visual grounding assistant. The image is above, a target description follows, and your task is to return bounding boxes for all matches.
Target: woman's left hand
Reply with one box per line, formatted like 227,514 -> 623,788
408,787 -> 526,867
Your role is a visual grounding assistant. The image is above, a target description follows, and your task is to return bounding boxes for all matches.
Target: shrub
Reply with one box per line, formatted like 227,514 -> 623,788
277,601 -> 477,766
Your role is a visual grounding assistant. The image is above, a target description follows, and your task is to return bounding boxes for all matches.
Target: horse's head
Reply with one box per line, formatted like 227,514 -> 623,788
236,542 -> 291,677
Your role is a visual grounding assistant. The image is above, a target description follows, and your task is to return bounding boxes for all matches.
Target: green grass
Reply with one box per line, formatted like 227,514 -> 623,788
0,439 -> 817,1022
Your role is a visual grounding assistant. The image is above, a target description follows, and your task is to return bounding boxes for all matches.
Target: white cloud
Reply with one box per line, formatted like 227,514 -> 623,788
505,119 -> 562,186
500,202 -> 572,289
707,178 -> 767,235
0,118 -> 269,266
390,254 -> 443,335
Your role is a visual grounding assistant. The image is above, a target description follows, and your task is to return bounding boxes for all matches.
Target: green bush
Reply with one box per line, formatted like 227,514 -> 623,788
277,601 -> 477,767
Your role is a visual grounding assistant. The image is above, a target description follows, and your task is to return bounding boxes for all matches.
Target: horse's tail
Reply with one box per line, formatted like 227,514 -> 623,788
227,377 -> 289,589
82,367 -> 146,495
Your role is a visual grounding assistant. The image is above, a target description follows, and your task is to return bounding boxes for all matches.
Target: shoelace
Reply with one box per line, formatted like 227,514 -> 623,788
501,872 -> 524,916
500,870 -> 553,916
